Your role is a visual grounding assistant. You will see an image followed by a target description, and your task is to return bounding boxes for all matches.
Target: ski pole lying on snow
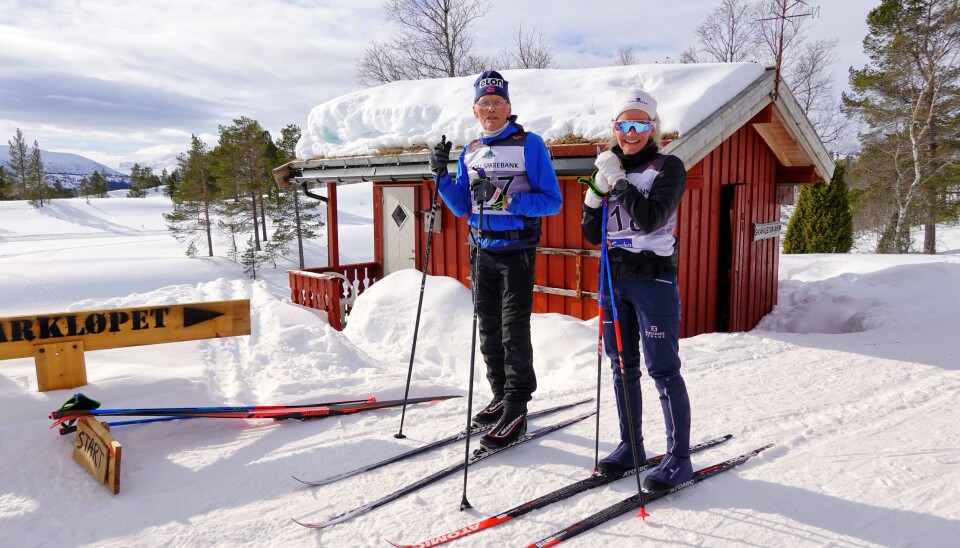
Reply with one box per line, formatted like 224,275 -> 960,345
51,392 -> 378,420
58,415 -> 197,435
51,394 -> 461,428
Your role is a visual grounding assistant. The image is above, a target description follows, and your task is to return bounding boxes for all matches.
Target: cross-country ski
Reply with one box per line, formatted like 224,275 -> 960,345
293,398 -> 592,487
527,444 -> 774,547
292,412 -> 596,529
384,434 -> 732,548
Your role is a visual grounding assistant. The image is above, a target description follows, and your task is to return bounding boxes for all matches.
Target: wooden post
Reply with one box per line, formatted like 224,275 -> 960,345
33,340 -> 87,392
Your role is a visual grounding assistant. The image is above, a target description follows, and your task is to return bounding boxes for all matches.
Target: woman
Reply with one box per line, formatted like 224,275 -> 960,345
580,88 -> 691,492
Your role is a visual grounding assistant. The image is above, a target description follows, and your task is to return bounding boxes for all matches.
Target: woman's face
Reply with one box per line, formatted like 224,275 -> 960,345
613,109 -> 653,155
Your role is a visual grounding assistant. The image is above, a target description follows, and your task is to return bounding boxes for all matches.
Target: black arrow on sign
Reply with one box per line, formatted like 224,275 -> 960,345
183,307 -> 225,328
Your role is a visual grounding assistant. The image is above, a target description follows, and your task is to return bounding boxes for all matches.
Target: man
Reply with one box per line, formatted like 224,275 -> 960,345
429,70 -> 562,449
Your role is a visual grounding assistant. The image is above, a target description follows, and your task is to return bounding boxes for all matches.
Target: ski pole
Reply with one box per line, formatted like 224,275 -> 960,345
50,396 -> 376,420
600,196 -> 645,502
593,207 -> 608,472
396,135 -> 448,439
59,416 -> 196,435
460,166 -> 487,511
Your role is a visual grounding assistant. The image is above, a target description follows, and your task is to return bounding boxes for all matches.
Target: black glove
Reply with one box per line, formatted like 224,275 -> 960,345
608,177 -> 631,198
471,177 -> 496,204
430,135 -> 452,178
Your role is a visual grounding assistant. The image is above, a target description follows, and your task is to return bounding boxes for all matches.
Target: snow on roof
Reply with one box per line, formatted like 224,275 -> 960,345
295,63 -> 766,160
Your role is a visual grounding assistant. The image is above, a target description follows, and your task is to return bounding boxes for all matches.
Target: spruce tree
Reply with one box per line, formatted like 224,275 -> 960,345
783,182 -> 813,254
784,162 -> 855,253
27,140 -> 46,207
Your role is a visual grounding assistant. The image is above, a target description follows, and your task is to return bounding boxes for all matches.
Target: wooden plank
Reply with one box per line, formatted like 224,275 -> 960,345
33,340 -> 87,392
0,300 -> 251,360
73,417 -> 121,495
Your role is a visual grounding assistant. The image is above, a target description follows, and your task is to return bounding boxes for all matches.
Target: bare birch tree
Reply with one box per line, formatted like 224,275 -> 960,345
499,23 -> 554,69
355,0 -> 491,86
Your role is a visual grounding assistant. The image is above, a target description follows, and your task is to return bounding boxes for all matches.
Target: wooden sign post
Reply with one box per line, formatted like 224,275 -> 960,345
0,300 -> 251,392
73,417 -> 122,494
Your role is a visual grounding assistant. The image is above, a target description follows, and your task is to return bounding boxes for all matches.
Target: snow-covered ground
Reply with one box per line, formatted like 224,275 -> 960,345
2,189 -> 959,547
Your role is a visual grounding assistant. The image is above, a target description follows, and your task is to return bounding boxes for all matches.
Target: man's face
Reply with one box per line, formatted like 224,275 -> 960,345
473,96 -> 512,132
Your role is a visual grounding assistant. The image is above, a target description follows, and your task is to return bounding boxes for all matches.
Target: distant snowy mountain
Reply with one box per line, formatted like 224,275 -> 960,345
0,144 -> 129,189
119,156 -> 180,176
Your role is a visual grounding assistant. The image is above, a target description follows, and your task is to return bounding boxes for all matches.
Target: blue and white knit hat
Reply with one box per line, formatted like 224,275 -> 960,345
474,70 -> 510,104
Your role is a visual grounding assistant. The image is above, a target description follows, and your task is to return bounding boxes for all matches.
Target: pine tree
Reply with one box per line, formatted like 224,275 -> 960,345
272,123 -> 323,269
27,140 -> 46,207
88,170 -> 109,198
845,0 -> 960,253
164,135 -> 217,257
0,165 -> 10,200
209,117 -> 277,253
127,164 -> 148,198
241,236 -> 267,279
7,128 -> 29,198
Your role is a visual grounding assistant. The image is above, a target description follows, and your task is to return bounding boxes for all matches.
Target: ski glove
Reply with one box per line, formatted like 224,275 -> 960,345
430,135 -> 453,178
471,177 -> 498,205
595,151 -> 627,184
579,170 -> 610,209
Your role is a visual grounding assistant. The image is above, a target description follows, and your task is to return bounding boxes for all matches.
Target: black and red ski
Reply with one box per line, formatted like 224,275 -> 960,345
293,398 -> 592,487
526,444 -> 773,547
384,434 -> 732,547
292,411 -> 596,530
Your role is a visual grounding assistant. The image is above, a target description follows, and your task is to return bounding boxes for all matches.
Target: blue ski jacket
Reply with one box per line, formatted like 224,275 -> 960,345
437,117 -> 562,251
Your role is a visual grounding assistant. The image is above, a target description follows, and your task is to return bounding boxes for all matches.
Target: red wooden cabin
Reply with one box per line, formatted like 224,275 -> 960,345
274,67 -> 834,336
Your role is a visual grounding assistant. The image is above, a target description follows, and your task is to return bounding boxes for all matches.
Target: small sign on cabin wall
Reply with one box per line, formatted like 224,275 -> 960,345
73,417 -> 122,494
753,221 -> 784,241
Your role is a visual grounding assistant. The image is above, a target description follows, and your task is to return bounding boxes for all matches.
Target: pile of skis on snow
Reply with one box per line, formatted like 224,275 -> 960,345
284,397 -> 770,547
48,392 -> 460,435
51,393 -> 770,545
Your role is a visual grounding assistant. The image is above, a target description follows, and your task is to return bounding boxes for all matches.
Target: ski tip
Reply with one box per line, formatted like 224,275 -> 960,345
291,476 -> 319,487
368,395 -> 377,402
383,539 -> 410,548
638,506 -> 650,521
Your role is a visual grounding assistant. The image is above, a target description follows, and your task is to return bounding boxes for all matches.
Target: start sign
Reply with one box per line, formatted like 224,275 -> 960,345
0,300 -> 250,391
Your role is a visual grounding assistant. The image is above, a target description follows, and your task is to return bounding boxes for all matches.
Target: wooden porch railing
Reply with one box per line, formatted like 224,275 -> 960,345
288,262 -> 382,330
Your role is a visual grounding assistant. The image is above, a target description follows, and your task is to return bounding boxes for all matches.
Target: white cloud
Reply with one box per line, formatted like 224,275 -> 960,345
0,0 -> 871,170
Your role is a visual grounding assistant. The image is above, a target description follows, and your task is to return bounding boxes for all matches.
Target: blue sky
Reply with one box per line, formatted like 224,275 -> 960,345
0,0 -> 873,171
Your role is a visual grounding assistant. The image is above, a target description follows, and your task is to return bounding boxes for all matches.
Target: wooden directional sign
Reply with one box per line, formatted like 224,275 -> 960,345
0,300 -> 250,391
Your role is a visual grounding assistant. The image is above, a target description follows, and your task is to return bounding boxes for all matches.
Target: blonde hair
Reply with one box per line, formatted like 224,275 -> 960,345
606,118 -> 663,151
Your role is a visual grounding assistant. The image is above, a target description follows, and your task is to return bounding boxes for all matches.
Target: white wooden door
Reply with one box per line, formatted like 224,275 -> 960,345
382,186 -> 416,275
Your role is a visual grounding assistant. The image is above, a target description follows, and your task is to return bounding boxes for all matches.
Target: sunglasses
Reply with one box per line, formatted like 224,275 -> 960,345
613,120 -> 653,133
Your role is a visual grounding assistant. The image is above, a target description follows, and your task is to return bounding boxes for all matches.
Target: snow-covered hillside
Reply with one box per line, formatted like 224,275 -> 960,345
0,144 -> 123,176
1,144 -> 130,189
1,191 -> 959,547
